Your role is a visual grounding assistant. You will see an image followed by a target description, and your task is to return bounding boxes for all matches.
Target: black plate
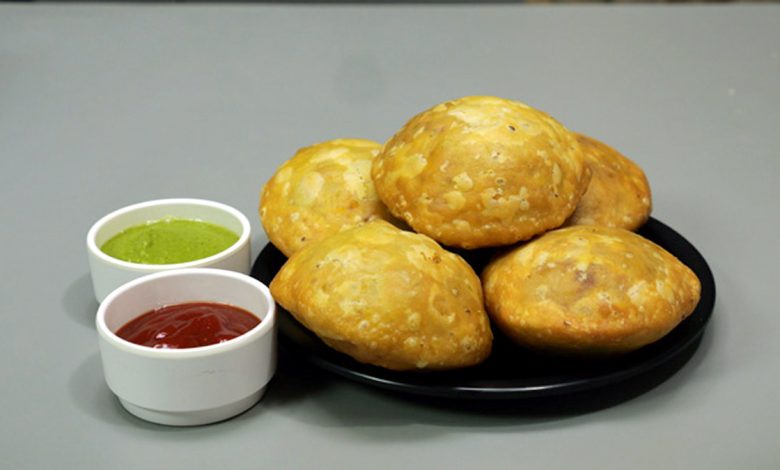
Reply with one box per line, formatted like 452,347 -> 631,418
251,218 -> 715,400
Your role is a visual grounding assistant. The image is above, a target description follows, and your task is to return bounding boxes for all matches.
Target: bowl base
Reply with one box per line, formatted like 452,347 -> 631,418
119,387 -> 266,426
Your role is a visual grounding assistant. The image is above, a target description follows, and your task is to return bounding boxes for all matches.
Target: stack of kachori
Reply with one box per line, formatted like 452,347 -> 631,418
259,95 -> 701,370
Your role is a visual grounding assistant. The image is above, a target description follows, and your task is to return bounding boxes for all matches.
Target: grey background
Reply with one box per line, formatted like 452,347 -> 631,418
1,3 -> 779,469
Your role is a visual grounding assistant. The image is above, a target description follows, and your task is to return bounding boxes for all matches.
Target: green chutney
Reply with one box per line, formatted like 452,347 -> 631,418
101,217 -> 239,264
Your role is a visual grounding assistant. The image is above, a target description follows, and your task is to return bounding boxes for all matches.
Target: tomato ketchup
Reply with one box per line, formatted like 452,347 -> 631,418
116,302 -> 261,349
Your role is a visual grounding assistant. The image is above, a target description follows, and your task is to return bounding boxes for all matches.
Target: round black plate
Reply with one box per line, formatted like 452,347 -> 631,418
251,218 -> 715,400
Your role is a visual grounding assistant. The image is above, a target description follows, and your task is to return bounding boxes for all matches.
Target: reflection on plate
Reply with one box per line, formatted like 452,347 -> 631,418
251,218 -> 715,400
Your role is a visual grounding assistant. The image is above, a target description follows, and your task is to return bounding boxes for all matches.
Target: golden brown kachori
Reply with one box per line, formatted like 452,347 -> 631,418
565,133 -> 652,230
482,225 -> 700,355
270,220 -> 493,371
260,138 -> 393,257
372,96 -> 590,249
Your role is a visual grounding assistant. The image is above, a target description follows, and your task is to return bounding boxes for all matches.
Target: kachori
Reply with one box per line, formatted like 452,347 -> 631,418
270,220 -> 493,371
372,96 -> 591,249
260,139 -> 392,257
482,225 -> 701,355
565,133 -> 652,230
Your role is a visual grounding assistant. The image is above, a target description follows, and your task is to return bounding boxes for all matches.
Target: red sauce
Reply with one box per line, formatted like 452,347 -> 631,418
116,302 -> 261,349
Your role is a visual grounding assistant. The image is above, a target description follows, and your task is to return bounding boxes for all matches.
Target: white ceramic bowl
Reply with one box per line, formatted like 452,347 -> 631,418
96,268 -> 277,426
87,198 -> 251,302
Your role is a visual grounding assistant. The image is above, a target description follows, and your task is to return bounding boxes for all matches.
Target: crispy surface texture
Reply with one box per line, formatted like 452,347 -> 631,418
482,226 -> 701,355
260,138 -> 392,257
372,96 -> 590,249
270,220 -> 493,371
565,133 -> 652,230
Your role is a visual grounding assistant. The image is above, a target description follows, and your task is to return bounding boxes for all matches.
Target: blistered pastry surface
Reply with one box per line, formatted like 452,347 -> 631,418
565,133 -> 652,231
270,220 -> 493,371
482,225 -> 701,354
372,96 -> 590,248
260,139 -> 392,257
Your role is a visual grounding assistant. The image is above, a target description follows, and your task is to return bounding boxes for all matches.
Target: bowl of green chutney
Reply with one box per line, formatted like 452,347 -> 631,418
87,198 -> 251,302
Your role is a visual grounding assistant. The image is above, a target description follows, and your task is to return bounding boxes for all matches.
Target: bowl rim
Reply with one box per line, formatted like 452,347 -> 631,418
86,198 -> 251,272
96,268 -> 276,359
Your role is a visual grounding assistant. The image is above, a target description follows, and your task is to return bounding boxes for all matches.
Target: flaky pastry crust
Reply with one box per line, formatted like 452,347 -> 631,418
482,225 -> 701,355
260,139 -> 392,257
372,96 -> 590,248
270,221 -> 493,370
565,133 -> 652,230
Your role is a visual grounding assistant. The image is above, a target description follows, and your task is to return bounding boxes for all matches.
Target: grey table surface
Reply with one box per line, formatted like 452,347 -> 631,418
2,3 -> 779,469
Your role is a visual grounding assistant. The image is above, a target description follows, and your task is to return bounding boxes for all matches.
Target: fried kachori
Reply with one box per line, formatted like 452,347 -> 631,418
270,220 -> 493,371
260,138 -> 393,257
372,96 -> 591,249
482,225 -> 701,355
565,133 -> 652,230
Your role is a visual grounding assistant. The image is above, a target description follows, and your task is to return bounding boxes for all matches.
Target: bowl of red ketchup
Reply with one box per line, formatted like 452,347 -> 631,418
96,268 -> 276,426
